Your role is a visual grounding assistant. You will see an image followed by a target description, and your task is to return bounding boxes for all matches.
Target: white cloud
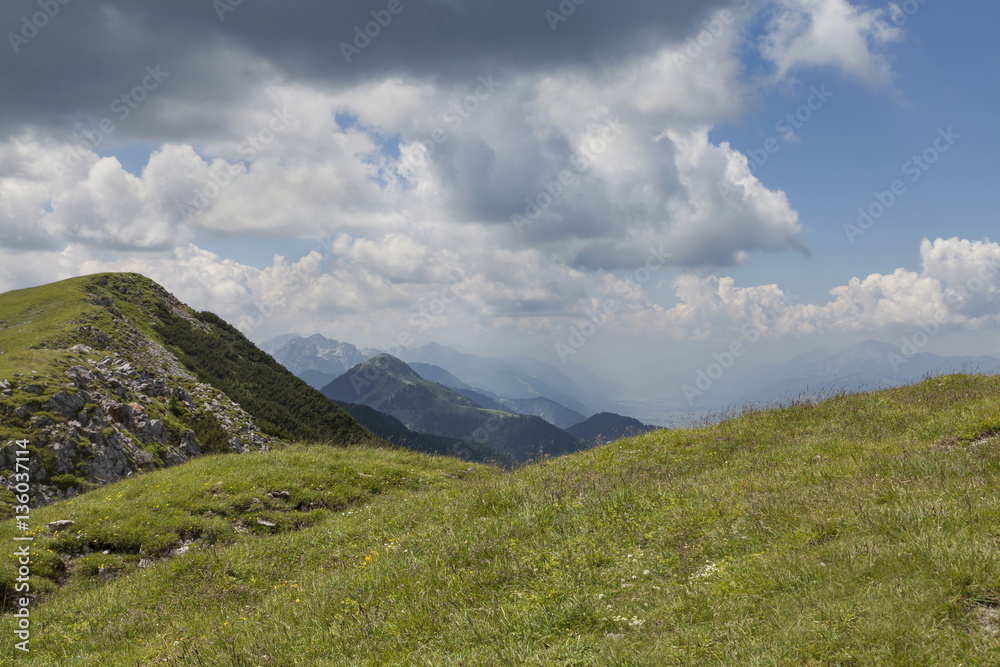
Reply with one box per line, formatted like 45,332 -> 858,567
761,0 -> 904,87
601,238 -> 1000,342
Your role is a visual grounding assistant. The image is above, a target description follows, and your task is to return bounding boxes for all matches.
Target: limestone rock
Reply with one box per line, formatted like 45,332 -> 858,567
46,391 -> 88,419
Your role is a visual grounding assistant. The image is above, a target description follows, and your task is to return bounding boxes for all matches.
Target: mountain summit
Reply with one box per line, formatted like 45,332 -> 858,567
322,355 -> 584,462
0,273 -> 378,506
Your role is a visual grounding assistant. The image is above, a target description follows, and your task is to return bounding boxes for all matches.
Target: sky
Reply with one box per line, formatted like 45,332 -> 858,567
1,0 -> 998,391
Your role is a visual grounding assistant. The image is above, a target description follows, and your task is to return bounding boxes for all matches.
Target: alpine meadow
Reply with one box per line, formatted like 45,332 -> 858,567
3,0 -> 1000,664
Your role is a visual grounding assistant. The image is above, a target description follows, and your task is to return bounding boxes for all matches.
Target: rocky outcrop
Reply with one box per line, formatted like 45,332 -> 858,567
0,338 -> 276,507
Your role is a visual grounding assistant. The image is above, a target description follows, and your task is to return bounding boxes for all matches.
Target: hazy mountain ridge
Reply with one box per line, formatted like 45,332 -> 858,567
321,354 -> 585,462
567,412 -> 656,445
261,334 -> 380,389
410,362 -> 588,428
398,343 -> 607,416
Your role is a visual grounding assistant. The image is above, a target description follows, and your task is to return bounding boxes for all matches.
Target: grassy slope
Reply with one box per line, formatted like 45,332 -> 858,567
153,306 -> 373,445
0,272 -> 376,463
2,374 -> 1000,664
0,278 -> 99,390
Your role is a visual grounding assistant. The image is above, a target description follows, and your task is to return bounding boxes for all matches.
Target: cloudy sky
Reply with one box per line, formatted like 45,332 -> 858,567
1,0 -> 998,387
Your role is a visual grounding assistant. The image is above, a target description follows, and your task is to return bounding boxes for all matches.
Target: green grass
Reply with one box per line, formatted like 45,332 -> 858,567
0,273 -> 380,497
3,374 -> 1000,664
0,277 -> 102,383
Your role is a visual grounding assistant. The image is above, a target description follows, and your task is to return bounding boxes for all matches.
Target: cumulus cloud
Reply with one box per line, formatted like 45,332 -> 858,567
0,0 -> 939,358
761,0 -> 904,87
598,238 -> 1000,342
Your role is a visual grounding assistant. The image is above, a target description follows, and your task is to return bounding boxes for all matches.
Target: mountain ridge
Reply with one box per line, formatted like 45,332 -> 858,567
0,273 -> 380,506
321,354 -> 585,462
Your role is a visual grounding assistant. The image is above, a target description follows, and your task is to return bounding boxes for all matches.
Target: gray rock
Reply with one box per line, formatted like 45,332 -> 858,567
269,491 -> 290,499
98,566 -> 121,583
183,432 -> 202,457
50,441 -> 78,474
84,442 -> 134,482
148,419 -> 167,443
48,519 -> 74,532
256,519 -> 276,528
22,384 -> 44,395
134,451 -> 154,466
69,344 -> 93,355
46,391 -> 88,419
66,366 -> 94,389
28,416 -> 52,428
15,407 -> 29,421
162,447 -> 188,467
170,545 -> 189,558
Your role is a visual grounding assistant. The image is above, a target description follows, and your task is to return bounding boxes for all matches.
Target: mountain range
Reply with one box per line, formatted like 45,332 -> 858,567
259,334 -> 380,389
321,354 -> 584,463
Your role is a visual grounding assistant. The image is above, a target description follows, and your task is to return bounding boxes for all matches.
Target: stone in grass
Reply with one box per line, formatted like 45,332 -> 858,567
134,451 -> 155,466
256,519 -> 277,528
98,565 -> 121,583
48,519 -> 75,533
269,491 -> 290,499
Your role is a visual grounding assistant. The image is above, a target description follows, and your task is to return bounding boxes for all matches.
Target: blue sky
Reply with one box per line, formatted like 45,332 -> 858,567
713,0 -> 999,303
1,0 -> 999,387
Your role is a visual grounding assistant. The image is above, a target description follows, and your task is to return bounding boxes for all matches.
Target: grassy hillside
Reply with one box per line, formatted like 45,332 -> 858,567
568,412 -> 655,445
3,374 -> 1000,664
0,273 -> 378,503
153,305 -> 372,445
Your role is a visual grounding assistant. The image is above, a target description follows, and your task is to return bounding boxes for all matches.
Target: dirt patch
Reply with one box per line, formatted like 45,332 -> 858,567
974,605 -> 999,636
936,433 -> 999,453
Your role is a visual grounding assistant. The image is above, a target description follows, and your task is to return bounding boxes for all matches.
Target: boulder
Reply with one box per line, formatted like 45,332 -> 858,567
162,447 -> 188,467
84,442 -> 134,482
66,366 -> 95,389
47,519 -> 74,532
46,391 -> 88,419
50,441 -> 78,475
